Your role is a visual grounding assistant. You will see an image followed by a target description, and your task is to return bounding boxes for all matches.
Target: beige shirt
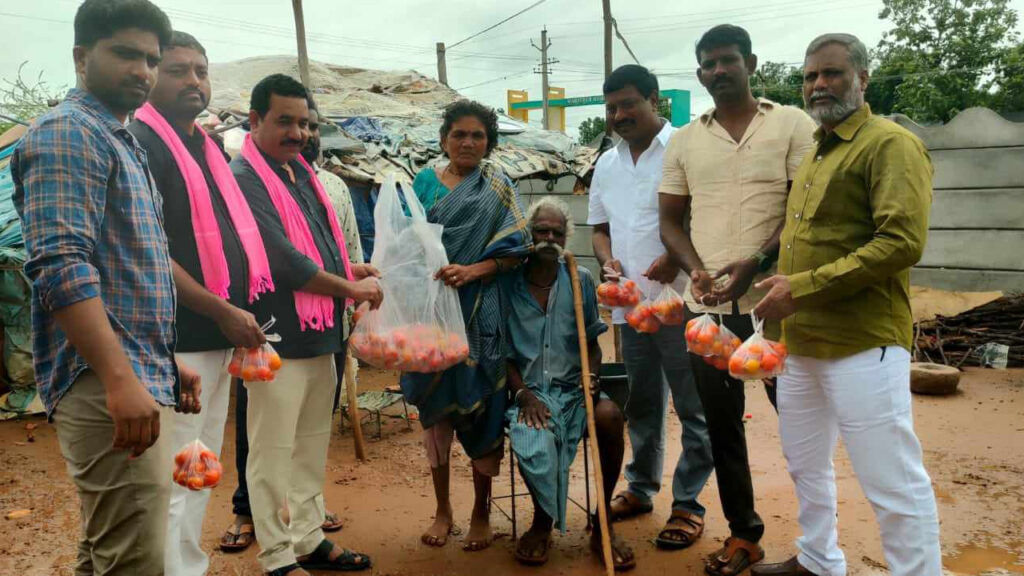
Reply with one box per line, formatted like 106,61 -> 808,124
316,165 -> 364,339
659,98 -> 816,314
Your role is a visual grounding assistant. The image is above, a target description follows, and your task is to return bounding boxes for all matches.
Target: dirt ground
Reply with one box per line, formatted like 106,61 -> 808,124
1,364 -> 1022,576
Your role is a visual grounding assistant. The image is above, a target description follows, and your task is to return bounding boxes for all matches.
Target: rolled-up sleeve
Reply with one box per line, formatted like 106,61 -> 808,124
232,165 -> 321,290
657,128 -> 691,197
14,116 -> 107,312
788,133 -> 932,305
586,160 -> 608,226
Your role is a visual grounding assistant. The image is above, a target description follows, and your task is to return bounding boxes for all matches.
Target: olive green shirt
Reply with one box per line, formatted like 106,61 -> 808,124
778,104 -> 932,359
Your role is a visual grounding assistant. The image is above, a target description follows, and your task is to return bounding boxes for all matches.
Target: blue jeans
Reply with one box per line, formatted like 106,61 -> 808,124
620,323 -> 714,516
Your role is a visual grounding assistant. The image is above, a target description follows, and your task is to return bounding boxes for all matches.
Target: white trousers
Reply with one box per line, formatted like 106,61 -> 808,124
777,347 -> 941,576
164,349 -> 234,576
246,354 -> 336,573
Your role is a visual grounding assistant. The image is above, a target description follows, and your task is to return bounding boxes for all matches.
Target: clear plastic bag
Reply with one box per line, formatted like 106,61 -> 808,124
596,277 -> 643,309
728,314 -> 788,380
349,175 -> 469,373
652,284 -> 685,325
700,315 -> 742,371
172,439 -> 223,491
625,298 -> 661,333
227,318 -> 283,382
685,313 -> 719,356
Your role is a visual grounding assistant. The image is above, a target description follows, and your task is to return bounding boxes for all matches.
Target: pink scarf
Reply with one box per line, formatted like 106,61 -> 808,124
135,103 -> 274,303
241,134 -> 354,332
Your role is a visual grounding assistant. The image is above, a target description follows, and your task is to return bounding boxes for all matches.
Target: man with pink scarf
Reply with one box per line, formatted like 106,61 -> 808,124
229,73 -> 382,576
128,32 -> 271,576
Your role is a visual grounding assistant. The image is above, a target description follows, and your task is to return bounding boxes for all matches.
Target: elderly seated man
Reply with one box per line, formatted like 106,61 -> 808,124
503,196 -> 635,571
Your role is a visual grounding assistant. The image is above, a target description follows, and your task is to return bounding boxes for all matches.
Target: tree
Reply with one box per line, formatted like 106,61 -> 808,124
753,61 -> 804,106
867,0 -> 1021,122
577,116 -> 606,145
0,63 -> 65,133
991,43 -> 1024,113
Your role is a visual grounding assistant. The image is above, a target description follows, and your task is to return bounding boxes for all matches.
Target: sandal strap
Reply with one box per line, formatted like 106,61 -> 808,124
266,564 -> 301,576
667,510 -> 704,530
718,537 -> 764,563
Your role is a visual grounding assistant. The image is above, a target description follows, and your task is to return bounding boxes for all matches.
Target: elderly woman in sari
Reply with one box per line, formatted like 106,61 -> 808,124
401,100 -> 532,551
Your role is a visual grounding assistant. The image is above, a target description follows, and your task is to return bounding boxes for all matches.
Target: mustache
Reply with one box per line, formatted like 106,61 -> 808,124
280,138 -> 304,147
809,91 -> 838,104
614,119 -> 635,129
534,241 -> 564,255
178,88 -> 207,104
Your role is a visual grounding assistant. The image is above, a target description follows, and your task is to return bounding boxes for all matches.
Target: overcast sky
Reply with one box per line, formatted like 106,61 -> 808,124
4,0 -> 1023,138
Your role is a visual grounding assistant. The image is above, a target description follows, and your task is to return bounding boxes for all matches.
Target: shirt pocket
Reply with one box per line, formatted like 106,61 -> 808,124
741,138 -> 789,184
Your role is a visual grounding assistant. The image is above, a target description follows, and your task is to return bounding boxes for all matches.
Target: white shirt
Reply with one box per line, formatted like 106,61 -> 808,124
588,121 -> 684,324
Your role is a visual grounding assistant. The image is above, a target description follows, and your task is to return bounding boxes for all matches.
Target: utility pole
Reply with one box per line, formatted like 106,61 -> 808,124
531,27 -> 556,130
436,42 -> 448,86
602,0 -> 613,78
291,0 -> 311,88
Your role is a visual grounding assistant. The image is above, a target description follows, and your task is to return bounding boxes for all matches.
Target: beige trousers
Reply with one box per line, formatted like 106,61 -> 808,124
54,370 -> 176,576
245,354 -> 337,572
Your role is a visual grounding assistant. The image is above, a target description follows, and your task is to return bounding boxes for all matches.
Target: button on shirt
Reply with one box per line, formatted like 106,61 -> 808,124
12,89 -> 178,416
129,120 -> 249,353
231,151 -> 346,359
658,98 -> 816,314
588,121 -> 679,324
779,104 -> 932,359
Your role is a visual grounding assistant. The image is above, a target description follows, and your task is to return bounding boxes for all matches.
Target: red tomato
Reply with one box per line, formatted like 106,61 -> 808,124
203,467 -> 222,487
268,354 -> 282,371
187,475 -> 205,491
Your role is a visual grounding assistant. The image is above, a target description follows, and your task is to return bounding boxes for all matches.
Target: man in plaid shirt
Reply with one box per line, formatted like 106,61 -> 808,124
12,1 -> 200,574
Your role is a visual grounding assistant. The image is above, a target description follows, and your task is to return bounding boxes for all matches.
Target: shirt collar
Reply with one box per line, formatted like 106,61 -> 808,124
614,118 -> 673,156
698,97 -> 777,125
815,103 -> 872,143
66,88 -> 130,134
255,144 -> 311,186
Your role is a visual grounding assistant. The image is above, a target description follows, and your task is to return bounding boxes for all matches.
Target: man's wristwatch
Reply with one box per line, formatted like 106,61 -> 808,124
750,250 -> 775,272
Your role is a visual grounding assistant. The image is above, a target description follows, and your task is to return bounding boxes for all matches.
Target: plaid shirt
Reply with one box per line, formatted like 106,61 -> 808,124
12,89 -> 178,416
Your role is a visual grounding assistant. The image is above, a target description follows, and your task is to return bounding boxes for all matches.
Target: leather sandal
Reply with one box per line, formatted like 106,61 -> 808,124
656,509 -> 704,550
609,491 -> 653,521
750,555 -> 820,576
705,537 -> 765,576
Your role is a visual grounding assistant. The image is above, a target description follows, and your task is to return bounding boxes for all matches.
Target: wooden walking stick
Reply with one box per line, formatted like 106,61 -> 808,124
564,251 -> 615,576
344,351 -> 368,462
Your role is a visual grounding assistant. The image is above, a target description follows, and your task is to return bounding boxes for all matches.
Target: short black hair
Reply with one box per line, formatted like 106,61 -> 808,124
166,31 -> 206,59
695,24 -> 752,63
603,64 -> 659,98
440,100 -> 499,157
250,73 -> 308,118
74,0 -> 172,49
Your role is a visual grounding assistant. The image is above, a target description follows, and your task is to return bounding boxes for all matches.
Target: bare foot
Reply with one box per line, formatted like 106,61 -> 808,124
421,504 -> 454,547
591,524 -> 636,571
463,508 -> 492,552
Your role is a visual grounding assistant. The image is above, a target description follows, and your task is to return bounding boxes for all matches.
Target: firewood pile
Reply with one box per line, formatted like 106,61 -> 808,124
914,294 -> 1023,368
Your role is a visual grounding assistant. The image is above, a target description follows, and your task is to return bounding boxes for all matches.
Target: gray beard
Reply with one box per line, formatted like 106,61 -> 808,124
806,77 -> 863,126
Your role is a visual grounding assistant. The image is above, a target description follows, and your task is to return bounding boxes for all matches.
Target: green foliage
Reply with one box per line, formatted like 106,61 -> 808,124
0,63 -> 65,133
577,116 -> 607,145
753,61 -> 804,106
868,0 -> 1022,122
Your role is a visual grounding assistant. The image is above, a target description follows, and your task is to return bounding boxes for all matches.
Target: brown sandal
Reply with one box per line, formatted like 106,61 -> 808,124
220,518 -> 256,552
656,510 -> 704,550
609,491 -> 653,521
705,537 -> 765,576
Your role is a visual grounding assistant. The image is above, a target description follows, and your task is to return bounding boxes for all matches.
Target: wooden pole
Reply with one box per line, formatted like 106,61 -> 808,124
565,252 -> 615,576
540,28 -> 550,130
291,0 -> 311,88
436,42 -> 448,86
344,352 -> 368,461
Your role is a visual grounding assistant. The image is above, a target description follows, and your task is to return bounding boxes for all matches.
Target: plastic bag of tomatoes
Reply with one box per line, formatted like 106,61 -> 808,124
728,315 -> 788,380
596,277 -> 643,309
684,313 -> 719,356
228,343 -> 283,382
699,315 -> 742,371
624,299 -> 661,333
651,285 -> 685,325
349,175 -> 469,373
172,439 -> 223,491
